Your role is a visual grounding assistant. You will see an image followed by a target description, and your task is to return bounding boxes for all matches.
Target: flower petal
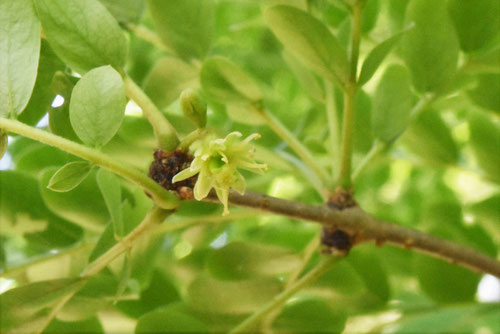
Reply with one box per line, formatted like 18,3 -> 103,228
193,168 -> 212,200
232,172 -> 246,194
172,167 -> 199,183
215,187 -> 230,216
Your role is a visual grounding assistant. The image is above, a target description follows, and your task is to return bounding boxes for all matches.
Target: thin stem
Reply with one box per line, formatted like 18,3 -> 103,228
123,76 -> 179,151
35,207 -> 170,334
261,236 -> 321,333
352,139 -> 385,181
324,80 -> 340,178
255,106 -> 332,189
81,206 -> 170,277
178,128 -> 207,151
337,2 -> 362,189
229,257 -> 339,334
152,210 -> 263,235
125,24 -> 174,53
205,190 -> 500,277
338,85 -> 356,188
0,118 -> 179,209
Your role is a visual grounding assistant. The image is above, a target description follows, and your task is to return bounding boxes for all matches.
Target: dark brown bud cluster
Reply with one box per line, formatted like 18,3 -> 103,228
321,187 -> 358,255
148,149 -> 196,199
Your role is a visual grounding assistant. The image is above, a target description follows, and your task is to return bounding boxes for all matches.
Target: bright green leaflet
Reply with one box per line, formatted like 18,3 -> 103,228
69,66 -> 126,148
96,168 -> 124,237
401,0 -> 459,93
265,5 -> 349,87
34,0 -> 127,74
0,0 -> 40,118
47,161 -> 93,192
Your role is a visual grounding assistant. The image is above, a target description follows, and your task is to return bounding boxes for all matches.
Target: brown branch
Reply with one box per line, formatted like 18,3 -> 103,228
204,190 -> 500,278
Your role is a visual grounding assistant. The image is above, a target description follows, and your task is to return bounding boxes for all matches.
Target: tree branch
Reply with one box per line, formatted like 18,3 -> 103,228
205,190 -> 500,277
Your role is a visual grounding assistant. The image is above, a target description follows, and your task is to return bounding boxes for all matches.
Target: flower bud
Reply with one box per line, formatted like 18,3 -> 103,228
180,89 -> 207,128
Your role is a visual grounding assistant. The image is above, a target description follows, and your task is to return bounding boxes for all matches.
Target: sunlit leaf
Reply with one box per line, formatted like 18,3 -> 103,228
34,0 -> 127,73
0,0 -> 40,118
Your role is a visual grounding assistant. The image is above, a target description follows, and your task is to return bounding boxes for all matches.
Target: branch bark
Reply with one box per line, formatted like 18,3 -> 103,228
205,190 -> 500,278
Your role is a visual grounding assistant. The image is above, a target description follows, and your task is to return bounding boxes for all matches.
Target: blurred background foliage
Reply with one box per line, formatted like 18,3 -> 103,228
1,0 -> 499,333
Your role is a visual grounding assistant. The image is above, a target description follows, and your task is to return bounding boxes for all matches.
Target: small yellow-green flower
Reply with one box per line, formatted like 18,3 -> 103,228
172,132 -> 267,215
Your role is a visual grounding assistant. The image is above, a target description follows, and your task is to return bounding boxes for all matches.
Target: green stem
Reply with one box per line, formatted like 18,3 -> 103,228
0,118 -> 179,209
352,139 -> 385,181
229,257 -> 339,334
261,236 -> 321,333
178,128 -> 207,151
152,210 -> 263,235
81,206 -> 170,277
123,76 -> 179,151
36,207 -> 170,334
324,80 -> 340,178
337,2 -> 362,189
125,24 -> 174,53
255,106 -> 331,189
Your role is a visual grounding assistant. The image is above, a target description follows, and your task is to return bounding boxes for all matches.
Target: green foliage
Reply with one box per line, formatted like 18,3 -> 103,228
265,5 -> 349,86
372,65 -> 414,142
0,0 -> 40,118
34,0 -> 127,74
69,66 -> 126,148
147,0 -> 215,60
48,161 -> 93,192
1,0 -> 499,333
447,0 -> 500,53
401,0 -> 459,93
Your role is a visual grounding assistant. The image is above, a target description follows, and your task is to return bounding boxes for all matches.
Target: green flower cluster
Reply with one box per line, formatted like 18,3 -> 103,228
173,132 -> 267,215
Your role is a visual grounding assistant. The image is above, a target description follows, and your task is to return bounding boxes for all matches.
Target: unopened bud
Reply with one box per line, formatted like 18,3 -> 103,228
180,89 -> 207,128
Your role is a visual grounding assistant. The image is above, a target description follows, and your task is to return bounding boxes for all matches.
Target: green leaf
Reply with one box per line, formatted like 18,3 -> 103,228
0,278 -> 85,333
0,0 -> 41,118
0,170 -> 83,249
100,0 -> 145,24
18,40 -> 66,126
265,5 -> 349,86
136,306 -> 208,334
469,194 -> 500,242
34,0 -> 127,74
40,167 -> 110,232
358,26 -> 412,86
468,110 -> 500,181
207,242 -> 301,280
361,0 -> 380,34
96,168 -> 124,237
14,144 -> 71,176
147,0 -> 215,60
347,248 -> 391,303
372,65 -> 415,142
200,56 -> 263,104
47,161 -> 93,192
69,66 -> 126,147
467,74 -> 500,114
143,57 -> 199,109
401,0 -> 459,93
44,317 -> 103,334
384,303 -> 500,334
283,50 -> 325,103
448,0 -> 500,53
415,201 -> 486,303
274,297 -> 346,333
187,274 -> 282,314
402,109 -> 458,166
